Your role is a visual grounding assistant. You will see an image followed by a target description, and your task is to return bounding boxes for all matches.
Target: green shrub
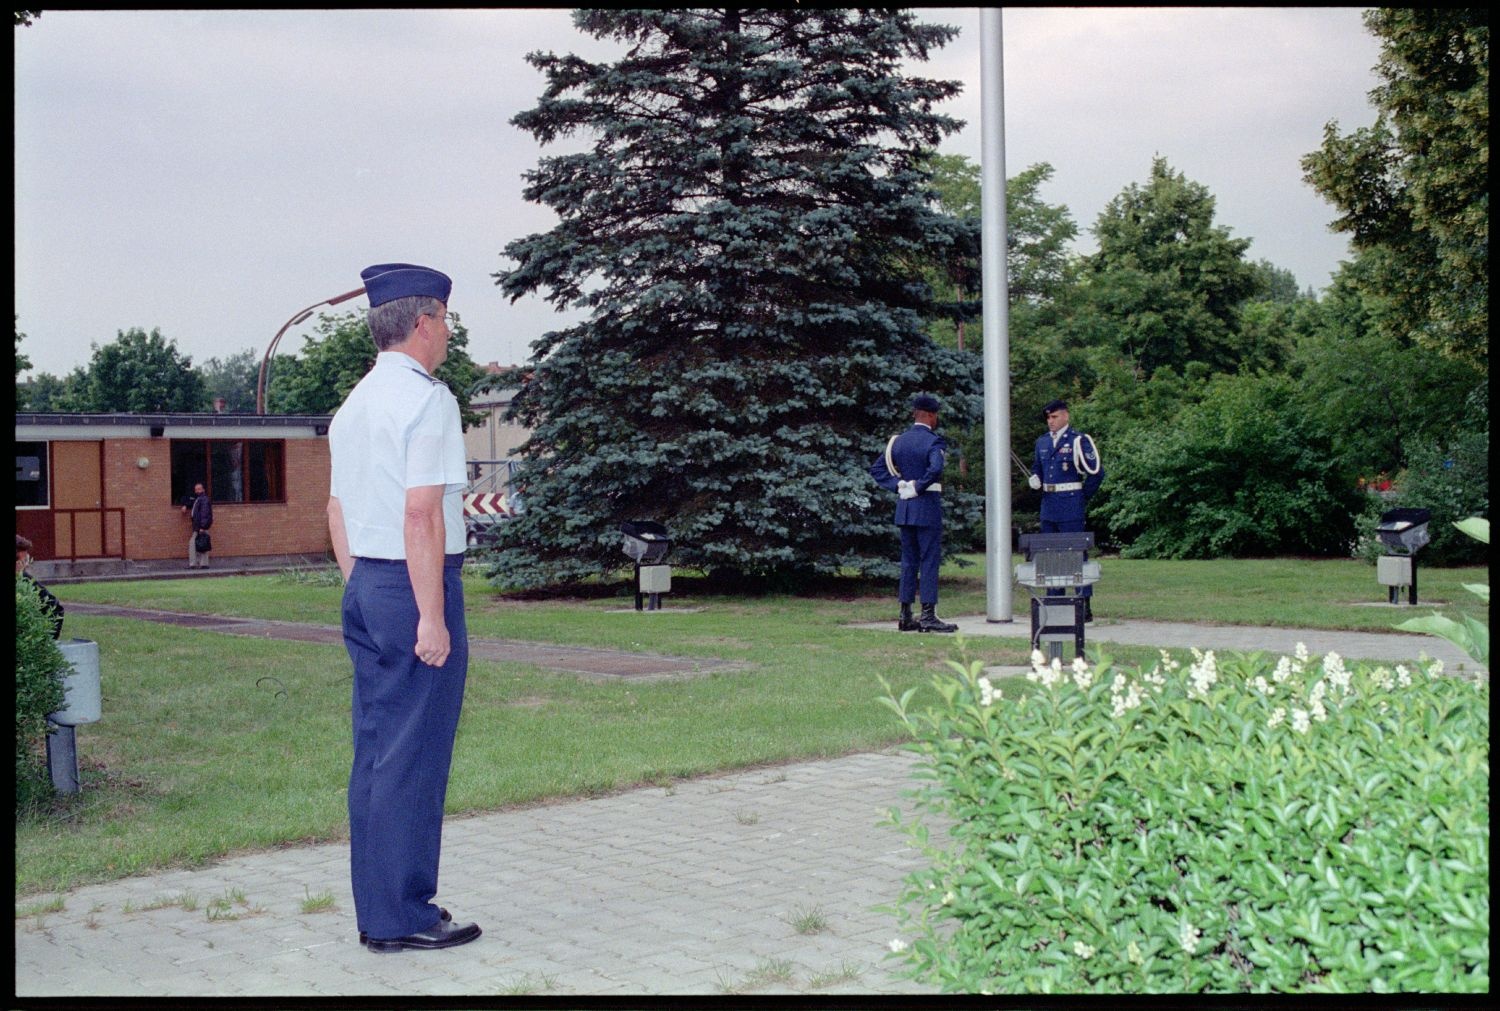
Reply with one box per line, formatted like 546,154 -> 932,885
16,577 -> 68,810
1090,373 -> 1364,559
1391,429 -> 1488,566
880,641 -> 1489,993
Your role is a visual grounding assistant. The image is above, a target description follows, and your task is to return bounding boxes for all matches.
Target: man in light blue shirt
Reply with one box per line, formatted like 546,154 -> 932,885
327,263 -> 479,953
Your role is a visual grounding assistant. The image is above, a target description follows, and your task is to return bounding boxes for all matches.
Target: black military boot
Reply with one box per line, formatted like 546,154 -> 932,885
898,603 -> 919,631
918,603 -> 958,633
1084,600 -> 1094,623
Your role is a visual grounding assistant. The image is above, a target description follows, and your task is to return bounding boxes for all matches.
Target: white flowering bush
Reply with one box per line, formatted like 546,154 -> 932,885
878,641 -> 1489,993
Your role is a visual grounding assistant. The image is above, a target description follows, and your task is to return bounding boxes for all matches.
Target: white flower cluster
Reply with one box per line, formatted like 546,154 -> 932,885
977,676 -> 1001,707
1307,679 -> 1329,724
1109,673 -> 1144,719
1187,648 -> 1218,699
1071,656 -> 1094,691
1322,651 -> 1352,695
1026,650 -> 1066,689
1179,921 -> 1202,955
1141,652 -> 1171,692
1395,664 -> 1413,688
1073,940 -> 1095,959
1263,643 -> 1339,734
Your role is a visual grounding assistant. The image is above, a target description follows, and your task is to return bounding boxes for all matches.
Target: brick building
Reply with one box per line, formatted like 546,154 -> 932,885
15,412 -> 333,572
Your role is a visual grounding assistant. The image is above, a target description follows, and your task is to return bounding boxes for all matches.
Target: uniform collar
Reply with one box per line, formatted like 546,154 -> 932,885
377,350 -> 432,377
914,422 -> 933,431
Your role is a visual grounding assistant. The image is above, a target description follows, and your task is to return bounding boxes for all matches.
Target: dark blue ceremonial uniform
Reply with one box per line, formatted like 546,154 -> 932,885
870,423 -> 947,605
1032,425 -> 1104,599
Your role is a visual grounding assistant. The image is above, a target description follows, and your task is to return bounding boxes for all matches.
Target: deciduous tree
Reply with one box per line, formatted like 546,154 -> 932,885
79,327 -> 207,413
197,348 -> 260,413
1301,9 -> 1488,367
1075,157 -> 1265,379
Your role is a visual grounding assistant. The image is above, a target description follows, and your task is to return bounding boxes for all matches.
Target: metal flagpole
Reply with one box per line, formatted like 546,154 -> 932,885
981,8 -> 1014,622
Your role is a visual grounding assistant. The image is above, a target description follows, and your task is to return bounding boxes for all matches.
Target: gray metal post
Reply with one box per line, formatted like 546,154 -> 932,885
45,721 -> 80,794
981,8 -> 1014,623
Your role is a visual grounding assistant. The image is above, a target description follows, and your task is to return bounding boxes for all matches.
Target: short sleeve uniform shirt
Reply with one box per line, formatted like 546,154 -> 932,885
329,351 -> 468,558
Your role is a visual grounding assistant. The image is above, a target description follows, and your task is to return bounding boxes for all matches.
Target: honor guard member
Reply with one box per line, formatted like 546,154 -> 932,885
327,263 -> 481,953
1028,398 -> 1104,621
870,393 -> 958,633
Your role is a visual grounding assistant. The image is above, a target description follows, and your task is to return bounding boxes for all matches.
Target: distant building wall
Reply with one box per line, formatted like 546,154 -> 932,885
463,364 -> 530,489
15,413 -> 332,564
97,437 -> 332,561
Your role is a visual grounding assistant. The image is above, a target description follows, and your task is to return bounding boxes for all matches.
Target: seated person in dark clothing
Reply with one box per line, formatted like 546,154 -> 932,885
16,535 -> 64,639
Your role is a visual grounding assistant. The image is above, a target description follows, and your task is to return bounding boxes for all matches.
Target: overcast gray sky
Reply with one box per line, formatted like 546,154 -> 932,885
13,8 -> 1381,381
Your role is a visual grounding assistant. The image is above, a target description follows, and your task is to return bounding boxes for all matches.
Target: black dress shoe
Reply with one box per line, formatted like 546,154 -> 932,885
359,907 -> 451,946
365,916 -> 481,953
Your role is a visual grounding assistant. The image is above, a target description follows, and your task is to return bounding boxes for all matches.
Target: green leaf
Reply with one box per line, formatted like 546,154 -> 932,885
1452,517 -> 1489,545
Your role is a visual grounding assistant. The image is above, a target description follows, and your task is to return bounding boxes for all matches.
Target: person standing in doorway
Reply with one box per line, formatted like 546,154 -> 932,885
182,482 -> 213,569
326,262 -> 480,954
1028,398 -> 1104,620
870,393 -> 958,633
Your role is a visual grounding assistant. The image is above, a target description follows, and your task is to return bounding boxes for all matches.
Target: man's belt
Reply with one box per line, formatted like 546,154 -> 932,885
1043,482 -> 1083,492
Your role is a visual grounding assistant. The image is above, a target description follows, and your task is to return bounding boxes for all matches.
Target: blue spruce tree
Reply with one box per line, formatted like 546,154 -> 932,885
491,9 -> 981,587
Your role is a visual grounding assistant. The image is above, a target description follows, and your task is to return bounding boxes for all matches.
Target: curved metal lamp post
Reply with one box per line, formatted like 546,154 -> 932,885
256,286 -> 367,414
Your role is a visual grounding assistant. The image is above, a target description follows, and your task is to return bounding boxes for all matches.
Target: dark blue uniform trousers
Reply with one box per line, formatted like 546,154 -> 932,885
1041,517 -> 1092,599
342,554 -> 468,941
898,523 -> 942,605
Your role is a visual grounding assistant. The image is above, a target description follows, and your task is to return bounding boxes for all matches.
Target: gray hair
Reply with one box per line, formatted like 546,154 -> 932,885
368,295 -> 443,351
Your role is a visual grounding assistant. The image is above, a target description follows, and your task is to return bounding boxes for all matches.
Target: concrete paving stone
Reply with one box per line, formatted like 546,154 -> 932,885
127,967 -> 224,995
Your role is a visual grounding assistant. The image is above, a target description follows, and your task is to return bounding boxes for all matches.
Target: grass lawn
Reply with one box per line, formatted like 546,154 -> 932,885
16,553 -> 1487,897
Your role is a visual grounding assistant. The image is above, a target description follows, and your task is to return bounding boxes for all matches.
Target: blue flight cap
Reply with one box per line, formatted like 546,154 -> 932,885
912,393 -> 941,413
360,263 -> 452,307
1041,399 -> 1068,421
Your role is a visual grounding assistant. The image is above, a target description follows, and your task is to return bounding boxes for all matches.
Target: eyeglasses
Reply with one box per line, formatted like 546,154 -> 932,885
417,309 -> 458,330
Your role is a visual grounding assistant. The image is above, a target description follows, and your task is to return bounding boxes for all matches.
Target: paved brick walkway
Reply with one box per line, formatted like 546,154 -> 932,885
15,752 -> 934,998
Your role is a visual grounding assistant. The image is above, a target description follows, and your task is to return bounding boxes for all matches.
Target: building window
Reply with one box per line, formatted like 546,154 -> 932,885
15,441 -> 49,508
170,439 -> 285,505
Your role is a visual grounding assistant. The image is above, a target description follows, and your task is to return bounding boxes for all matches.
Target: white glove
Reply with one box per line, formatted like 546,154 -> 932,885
898,480 -> 917,500
1028,474 -> 1041,490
